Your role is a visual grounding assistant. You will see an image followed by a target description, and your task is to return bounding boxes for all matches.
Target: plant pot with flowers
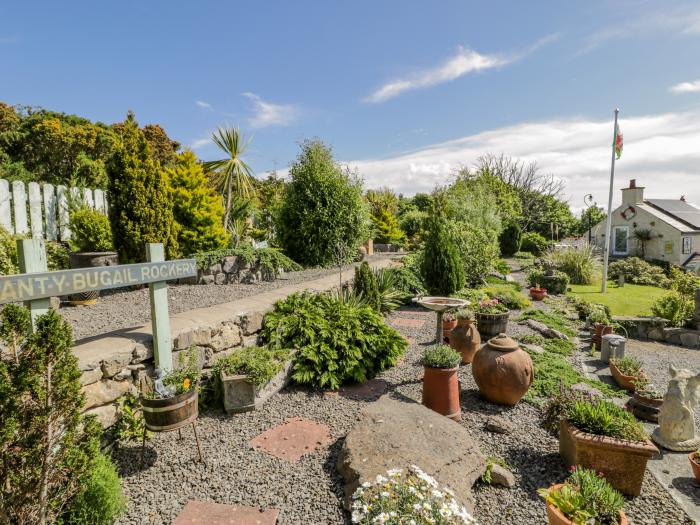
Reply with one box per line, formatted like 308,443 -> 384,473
539,466 -> 628,525
474,298 -> 509,338
67,205 -> 118,305
442,313 -> 457,343
421,344 -> 461,421
690,449 -> 700,483
556,394 -> 658,496
609,357 -> 646,392
530,284 -> 548,301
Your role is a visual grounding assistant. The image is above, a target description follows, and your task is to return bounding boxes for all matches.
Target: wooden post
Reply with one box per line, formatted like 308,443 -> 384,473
146,243 -> 173,371
17,239 -> 50,328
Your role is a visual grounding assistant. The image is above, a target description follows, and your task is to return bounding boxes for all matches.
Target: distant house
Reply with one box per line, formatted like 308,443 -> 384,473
589,179 -> 700,273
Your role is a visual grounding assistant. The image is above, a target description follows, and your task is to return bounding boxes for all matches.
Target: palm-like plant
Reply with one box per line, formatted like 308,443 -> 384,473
203,126 -> 255,230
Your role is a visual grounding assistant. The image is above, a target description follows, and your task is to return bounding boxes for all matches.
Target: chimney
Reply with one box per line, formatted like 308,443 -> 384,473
681,195 -> 686,202
621,179 -> 644,205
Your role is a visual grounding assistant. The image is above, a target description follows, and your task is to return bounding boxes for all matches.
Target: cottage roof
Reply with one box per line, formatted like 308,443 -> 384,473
645,199 -> 700,231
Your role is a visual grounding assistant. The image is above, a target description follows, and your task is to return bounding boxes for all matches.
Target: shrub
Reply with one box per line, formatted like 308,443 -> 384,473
0,226 -> 18,274
481,284 -> 530,310
60,453 -> 126,525
538,466 -> 624,525
46,241 -> 70,270
566,399 -> 648,442
520,231 -> 550,255
168,151 -> 229,255
276,140 -> 369,267
568,296 -> 611,324
651,291 -> 694,327
371,208 -> 407,246
421,344 -> 461,369
608,257 -> 669,287
493,258 -> 511,275
260,292 -> 407,389
544,244 -> 598,285
499,223 -> 522,257
0,305 -> 102,524
398,209 -> 427,245
451,222 -> 500,286
353,261 -> 381,312
387,257 -> 426,302
668,266 -> 700,297
527,268 -> 570,295
107,112 -> 179,263
421,213 -> 465,295
193,247 -> 301,274
373,267 -> 404,313
213,346 -> 290,387
69,205 -> 114,253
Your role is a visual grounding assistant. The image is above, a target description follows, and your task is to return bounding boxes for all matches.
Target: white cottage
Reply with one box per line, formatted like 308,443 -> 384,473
590,179 -> 700,273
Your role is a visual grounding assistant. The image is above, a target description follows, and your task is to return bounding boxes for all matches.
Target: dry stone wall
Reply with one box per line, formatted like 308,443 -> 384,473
190,255 -> 281,285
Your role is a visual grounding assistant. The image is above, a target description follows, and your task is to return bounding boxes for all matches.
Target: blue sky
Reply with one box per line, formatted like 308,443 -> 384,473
2,0 -> 700,208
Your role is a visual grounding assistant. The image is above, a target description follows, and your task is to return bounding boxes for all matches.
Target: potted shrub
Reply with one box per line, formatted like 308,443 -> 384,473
690,449 -> 700,483
539,466 -> 628,525
609,357 -> 645,392
558,396 -> 658,496
628,378 -> 664,422
68,205 -> 118,305
421,344 -> 461,421
474,298 -> 509,338
213,346 -> 295,413
530,283 -> 548,301
449,308 -> 481,364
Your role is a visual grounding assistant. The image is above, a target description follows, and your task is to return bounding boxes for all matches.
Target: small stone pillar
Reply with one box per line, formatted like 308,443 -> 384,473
694,287 -> 700,329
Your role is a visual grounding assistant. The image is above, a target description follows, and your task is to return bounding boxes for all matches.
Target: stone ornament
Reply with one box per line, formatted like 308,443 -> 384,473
652,366 -> 700,451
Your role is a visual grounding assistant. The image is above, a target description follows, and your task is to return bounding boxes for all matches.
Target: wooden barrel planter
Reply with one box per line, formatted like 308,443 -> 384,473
475,312 -> 509,338
627,391 -> 663,423
139,388 -> 203,463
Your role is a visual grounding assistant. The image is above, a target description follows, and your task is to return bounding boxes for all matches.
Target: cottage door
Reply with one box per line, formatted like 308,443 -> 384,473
612,226 -> 629,255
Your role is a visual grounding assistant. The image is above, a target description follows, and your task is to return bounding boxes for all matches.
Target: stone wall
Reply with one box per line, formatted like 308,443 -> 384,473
614,316 -> 700,349
187,255 -> 282,285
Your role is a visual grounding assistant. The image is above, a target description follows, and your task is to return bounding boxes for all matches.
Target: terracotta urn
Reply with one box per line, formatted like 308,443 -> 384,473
530,287 -> 547,301
422,366 -> 461,421
591,323 -> 613,351
472,333 -> 533,405
448,318 -> 481,364
689,452 -> 700,483
544,484 -> 629,525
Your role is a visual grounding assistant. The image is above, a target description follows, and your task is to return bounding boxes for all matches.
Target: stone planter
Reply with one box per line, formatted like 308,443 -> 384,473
628,391 -> 663,423
559,419 -> 658,496
529,287 -> 547,301
449,318 -> 481,364
68,251 -> 118,305
221,357 -> 295,414
610,360 -> 644,392
472,334 -> 533,406
475,312 -> 509,338
689,452 -> 700,483
421,365 -> 460,421
543,483 -> 629,525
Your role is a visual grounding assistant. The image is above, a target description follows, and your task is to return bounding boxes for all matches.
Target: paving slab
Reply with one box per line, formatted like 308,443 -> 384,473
173,500 -> 279,525
250,417 -> 332,462
392,317 -> 426,328
340,378 -> 389,400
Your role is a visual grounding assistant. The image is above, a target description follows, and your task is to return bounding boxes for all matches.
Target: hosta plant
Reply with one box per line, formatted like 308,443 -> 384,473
350,466 -> 478,524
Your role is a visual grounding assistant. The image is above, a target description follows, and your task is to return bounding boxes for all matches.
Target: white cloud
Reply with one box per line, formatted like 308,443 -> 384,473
334,109 -> 700,210
189,137 -> 210,150
670,79 -> 700,94
195,100 -> 213,111
242,92 -> 299,128
365,47 -> 509,103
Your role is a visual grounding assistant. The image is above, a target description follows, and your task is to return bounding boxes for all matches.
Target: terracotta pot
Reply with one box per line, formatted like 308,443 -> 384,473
472,334 -> 533,405
610,360 -> 644,392
422,365 -> 460,421
591,323 -> 613,351
559,419 -> 658,496
448,318 -> 481,364
544,484 -> 629,525
689,453 -> 700,483
474,312 -> 509,338
442,318 -> 458,331
530,287 -> 547,301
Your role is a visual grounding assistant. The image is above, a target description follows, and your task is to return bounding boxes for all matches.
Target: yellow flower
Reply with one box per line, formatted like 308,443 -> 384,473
183,378 -> 191,390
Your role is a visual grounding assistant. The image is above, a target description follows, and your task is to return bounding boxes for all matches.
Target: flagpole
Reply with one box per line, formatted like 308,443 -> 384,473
601,108 -> 619,293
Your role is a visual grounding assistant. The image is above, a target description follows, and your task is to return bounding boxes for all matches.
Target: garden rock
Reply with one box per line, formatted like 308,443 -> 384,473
521,318 -> 568,340
221,255 -> 239,273
522,343 -> 545,355
82,379 -> 131,409
570,382 -> 602,398
489,464 -> 515,488
240,310 -> 264,335
337,396 -> 485,512
485,415 -> 513,434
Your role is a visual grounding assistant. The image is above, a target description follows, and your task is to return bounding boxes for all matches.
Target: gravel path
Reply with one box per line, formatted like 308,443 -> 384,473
112,297 -> 693,524
60,260 -> 386,341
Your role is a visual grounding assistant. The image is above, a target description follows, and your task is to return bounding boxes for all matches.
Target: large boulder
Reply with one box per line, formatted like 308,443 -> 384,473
336,396 -> 485,513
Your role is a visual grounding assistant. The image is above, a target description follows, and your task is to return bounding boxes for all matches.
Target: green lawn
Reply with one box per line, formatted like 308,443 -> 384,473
568,281 -> 666,316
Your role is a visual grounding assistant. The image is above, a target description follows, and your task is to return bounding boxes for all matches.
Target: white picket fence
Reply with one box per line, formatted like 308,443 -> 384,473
0,178 -> 108,241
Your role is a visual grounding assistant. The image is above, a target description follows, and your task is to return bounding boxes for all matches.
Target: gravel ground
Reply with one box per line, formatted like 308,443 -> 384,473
112,297 -> 693,524
60,260 -> 385,341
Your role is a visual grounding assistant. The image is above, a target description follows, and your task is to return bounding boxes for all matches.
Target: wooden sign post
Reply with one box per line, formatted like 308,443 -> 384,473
3,241 -> 197,371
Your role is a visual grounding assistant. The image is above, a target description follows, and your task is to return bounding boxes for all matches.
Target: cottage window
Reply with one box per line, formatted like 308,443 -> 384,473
682,237 -> 692,254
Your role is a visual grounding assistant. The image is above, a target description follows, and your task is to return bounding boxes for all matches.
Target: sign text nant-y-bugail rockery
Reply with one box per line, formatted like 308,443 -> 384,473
0,259 -> 197,304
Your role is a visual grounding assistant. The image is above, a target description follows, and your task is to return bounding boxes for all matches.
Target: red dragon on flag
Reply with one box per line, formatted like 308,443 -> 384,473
614,123 -> 623,159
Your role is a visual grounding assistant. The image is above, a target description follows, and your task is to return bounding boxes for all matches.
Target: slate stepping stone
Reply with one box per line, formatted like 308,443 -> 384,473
392,317 -> 426,328
340,378 -> 388,400
250,417 -> 332,462
173,500 -> 279,525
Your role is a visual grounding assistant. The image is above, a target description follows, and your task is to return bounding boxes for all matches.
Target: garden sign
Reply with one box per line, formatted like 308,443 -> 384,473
0,240 -> 196,370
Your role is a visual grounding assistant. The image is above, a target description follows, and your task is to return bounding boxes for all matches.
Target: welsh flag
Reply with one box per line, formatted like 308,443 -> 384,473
614,123 -> 623,159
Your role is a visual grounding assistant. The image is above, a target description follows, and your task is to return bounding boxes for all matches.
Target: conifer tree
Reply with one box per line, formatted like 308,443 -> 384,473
0,306 -> 101,525
421,209 -> 465,296
107,112 -> 179,262
168,151 -> 229,255
353,261 -> 381,311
